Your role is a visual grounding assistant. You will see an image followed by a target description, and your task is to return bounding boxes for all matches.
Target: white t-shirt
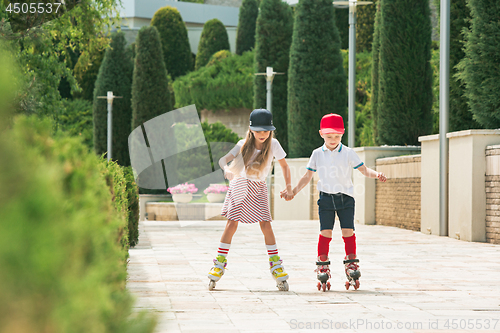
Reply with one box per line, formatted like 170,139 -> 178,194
228,138 -> 286,181
306,143 -> 364,197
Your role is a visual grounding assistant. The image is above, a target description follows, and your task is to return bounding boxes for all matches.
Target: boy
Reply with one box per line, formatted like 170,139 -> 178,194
281,113 -> 386,290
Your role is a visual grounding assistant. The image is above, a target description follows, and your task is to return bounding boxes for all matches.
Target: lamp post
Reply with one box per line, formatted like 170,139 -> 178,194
255,66 -> 284,113
97,91 -> 122,162
439,0 -> 450,236
333,0 -> 372,148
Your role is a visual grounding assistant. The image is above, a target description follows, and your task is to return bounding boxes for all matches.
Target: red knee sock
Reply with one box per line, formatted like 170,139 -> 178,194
317,234 -> 332,258
342,233 -> 356,256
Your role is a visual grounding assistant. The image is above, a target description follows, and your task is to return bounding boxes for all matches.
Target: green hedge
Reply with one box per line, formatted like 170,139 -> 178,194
195,19 -> 230,70
174,50 -> 254,111
57,98 -> 93,150
0,116 -> 155,332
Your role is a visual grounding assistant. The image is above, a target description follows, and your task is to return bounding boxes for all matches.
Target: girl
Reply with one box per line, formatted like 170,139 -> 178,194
208,109 -> 293,291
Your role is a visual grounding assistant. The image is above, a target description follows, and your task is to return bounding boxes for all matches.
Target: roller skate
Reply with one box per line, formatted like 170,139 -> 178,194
208,255 -> 227,291
269,255 -> 289,291
344,254 -> 361,290
315,255 -> 331,292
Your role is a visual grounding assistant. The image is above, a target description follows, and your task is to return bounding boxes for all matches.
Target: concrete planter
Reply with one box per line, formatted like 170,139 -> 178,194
172,193 -> 193,203
207,193 -> 226,203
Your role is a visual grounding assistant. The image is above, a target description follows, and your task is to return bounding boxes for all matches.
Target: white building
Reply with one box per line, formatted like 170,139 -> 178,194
118,0 -> 240,54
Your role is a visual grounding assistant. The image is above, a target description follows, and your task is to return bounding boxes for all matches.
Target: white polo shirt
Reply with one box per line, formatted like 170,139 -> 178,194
306,143 -> 364,197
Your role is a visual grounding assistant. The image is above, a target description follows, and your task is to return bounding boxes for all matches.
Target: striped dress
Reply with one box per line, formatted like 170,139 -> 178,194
221,177 -> 271,224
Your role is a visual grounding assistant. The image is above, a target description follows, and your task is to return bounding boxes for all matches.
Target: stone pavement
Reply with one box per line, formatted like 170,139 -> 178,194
127,220 -> 500,333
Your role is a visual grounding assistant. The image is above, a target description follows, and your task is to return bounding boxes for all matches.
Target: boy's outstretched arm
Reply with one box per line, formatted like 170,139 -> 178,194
357,165 -> 387,182
277,158 -> 294,200
283,170 -> 314,198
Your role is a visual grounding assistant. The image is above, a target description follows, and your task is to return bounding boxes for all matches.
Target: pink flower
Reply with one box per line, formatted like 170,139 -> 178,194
204,184 -> 229,195
167,183 -> 198,194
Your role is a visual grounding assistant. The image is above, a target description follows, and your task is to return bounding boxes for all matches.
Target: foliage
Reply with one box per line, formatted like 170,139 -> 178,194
371,0 -> 381,144
456,0 -> 500,129
236,0 -> 259,55
253,0 -> 293,153
151,6 -> 193,79
0,0 -> 121,120
73,48 -> 106,101
195,18 -> 230,70
376,0 -> 433,145
287,0 -> 346,157
57,98 -> 93,149
174,50 -> 254,112
356,0 -> 377,52
131,26 -> 172,129
93,32 -> 134,167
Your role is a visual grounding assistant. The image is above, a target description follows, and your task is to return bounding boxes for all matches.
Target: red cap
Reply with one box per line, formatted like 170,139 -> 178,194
320,114 -> 345,134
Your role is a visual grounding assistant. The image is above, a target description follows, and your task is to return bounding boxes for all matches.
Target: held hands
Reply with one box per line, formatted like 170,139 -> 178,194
280,188 -> 295,201
377,172 -> 387,182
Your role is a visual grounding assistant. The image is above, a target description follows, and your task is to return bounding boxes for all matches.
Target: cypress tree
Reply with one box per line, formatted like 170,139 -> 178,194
356,0 -> 377,52
254,0 -> 293,152
456,0 -> 500,129
195,19 -> 230,70
236,0 -> 259,55
131,26 -> 172,129
288,0 -> 347,158
93,32 -> 134,166
376,0 -> 433,145
335,7 -> 349,50
370,0 -> 381,144
151,6 -> 193,80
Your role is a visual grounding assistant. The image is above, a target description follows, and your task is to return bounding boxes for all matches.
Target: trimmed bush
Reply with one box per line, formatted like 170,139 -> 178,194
288,0 -> 347,158
124,166 -> 139,247
195,19 -> 230,70
93,32 -> 134,167
0,116 -> 156,332
376,0 -> 433,145
253,0 -> 293,153
236,0 -> 259,55
174,50 -> 254,111
456,0 -> 500,129
151,6 -> 193,79
131,26 -> 172,129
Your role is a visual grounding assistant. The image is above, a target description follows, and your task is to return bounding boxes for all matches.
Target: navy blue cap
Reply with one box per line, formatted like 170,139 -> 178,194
249,109 -> 275,131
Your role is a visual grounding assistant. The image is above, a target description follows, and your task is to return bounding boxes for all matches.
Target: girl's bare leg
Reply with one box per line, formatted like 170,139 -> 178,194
220,219 -> 238,244
259,221 -> 276,245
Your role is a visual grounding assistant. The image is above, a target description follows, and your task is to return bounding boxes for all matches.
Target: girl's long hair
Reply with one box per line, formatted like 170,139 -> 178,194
227,129 -> 273,179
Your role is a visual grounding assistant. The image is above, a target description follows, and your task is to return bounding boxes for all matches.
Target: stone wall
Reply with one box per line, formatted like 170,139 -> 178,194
375,155 -> 421,231
200,108 -> 252,139
486,145 -> 500,244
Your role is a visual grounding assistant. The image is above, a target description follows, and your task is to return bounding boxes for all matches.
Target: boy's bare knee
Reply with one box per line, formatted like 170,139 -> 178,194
320,229 -> 333,238
341,228 -> 354,237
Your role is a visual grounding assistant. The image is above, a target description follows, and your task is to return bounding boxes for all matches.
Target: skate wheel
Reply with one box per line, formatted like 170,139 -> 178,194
327,282 -> 331,290
345,281 -> 350,290
317,282 -> 321,291
354,280 -> 360,290
321,283 -> 326,292
208,280 -> 216,291
282,281 -> 289,291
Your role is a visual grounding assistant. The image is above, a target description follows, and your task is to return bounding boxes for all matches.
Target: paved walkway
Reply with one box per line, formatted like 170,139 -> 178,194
127,220 -> 500,333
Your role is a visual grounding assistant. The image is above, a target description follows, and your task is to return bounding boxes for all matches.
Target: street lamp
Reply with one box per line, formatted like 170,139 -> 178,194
333,0 -> 372,148
255,66 -> 284,113
97,91 -> 122,162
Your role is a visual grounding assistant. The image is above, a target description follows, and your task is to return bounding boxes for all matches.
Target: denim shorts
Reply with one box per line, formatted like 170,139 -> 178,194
317,192 -> 355,231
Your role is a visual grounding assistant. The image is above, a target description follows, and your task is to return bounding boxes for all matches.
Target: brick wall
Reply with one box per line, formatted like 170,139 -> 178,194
375,155 -> 421,231
486,145 -> 500,244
